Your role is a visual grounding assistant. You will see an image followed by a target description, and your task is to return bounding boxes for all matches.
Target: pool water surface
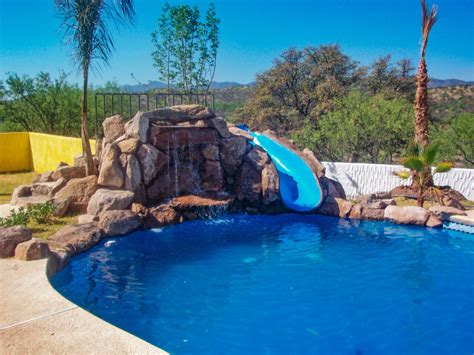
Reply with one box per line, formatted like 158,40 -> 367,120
51,214 -> 474,354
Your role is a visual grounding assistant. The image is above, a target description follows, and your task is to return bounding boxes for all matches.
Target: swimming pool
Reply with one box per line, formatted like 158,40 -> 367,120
51,214 -> 474,354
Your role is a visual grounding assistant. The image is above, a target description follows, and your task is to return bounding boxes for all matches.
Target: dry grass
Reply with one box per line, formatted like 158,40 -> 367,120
394,196 -> 474,210
29,215 -> 78,240
0,172 -> 38,204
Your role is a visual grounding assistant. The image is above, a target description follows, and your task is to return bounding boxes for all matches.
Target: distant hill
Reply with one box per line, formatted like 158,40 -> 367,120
121,80 -> 255,92
428,78 -> 474,88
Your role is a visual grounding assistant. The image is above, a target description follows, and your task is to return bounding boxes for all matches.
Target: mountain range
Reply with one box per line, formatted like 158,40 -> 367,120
121,78 -> 472,92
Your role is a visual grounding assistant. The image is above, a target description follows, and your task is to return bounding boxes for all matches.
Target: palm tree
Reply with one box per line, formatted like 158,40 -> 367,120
414,0 -> 437,148
55,0 -> 135,175
394,144 -> 452,207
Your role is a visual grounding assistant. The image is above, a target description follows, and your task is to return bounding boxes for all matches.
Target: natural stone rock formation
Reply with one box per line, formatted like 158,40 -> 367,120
0,226 -> 32,258
145,205 -> 179,228
236,161 -> 262,205
49,223 -> 103,255
10,185 -> 32,205
99,210 -> 142,236
137,144 -> 167,184
55,175 -> 99,213
124,154 -> 142,191
348,203 -> 363,219
125,111 -> 149,143
144,104 -> 215,124
426,215 -> 443,228
103,115 -> 125,141
34,171 -> 54,183
301,148 -> 326,178
320,176 -> 346,200
201,160 -> 224,191
202,144 -> 219,161
15,238 -> 50,261
228,125 -> 252,140
52,197 -> 71,218
118,138 -> 140,154
98,143 -> 124,188
261,163 -> 279,205
209,117 -> 230,138
87,188 -> 134,216
51,166 -> 85,181
31,178 -> 66,197
428,205 -> 466,221
245,147 -> 269,171
384,205 -> 430,226
318,197 -> 354,218
77,214 -> 98,224
220,136 -> 247,175
361,208 -> 385,221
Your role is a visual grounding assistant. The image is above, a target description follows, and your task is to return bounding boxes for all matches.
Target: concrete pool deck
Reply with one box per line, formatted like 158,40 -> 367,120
0,258 -> 167,354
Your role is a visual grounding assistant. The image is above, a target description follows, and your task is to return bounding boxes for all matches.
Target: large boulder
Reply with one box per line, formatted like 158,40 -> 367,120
318,197 -> 353,218
49,223 -> 104,255
0,226 -> 32,258
99,210 -> 142,236
209,117 -> 230,138
15,238 -> 50,261
236,161 -> 262,205
102,115 -> 125,141
320,176 -> 346,200
146,163 -> 198,201
245,147 -> 269,172
202,144 -> 219,161
51,166 -> 85,181
124,154 -> 142,191
143,104 -> 215,124
34,171 -> 54,183
98,143 -> 124,188
10,185 -> 32,205
117,138 -> 140,154
384,205 -> 430,226
87,188 -> 134,216
301,148 -> 326,178
51,196 -> 71,218
361,208 -> 385,221
428,205 -> 466,221
148,127 -> 219,150
125,111 -> 149,143
145,204 -> 179,228
137,144 -> 168,185
201,160 -> 224,191
31,178 -> 66,197
261,163 -> 279,205
220,136 -> 248,175
55,175 -> 99,213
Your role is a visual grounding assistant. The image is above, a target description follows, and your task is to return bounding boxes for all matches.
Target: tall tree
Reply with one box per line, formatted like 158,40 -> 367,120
55,0 -> 135,175
415,0 -> 437,148
151,3 -> 220,94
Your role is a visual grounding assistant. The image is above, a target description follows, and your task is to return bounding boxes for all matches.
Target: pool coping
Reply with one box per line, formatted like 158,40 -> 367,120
0,257 -> 168,354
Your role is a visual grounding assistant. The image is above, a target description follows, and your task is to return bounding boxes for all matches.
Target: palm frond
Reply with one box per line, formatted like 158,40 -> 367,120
393,170 -> 411,180
403,156 -> 424,172
422,143 -> 439,165
434,161 -> 453,173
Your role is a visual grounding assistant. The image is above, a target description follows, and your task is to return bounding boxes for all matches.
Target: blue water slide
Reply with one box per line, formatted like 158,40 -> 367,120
238,126 -> 323,212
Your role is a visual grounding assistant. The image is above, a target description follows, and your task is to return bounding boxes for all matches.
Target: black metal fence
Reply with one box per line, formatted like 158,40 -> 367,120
94,92 -> 215,136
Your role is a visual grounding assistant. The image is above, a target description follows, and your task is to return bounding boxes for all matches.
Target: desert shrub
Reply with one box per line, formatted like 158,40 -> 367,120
27,202 -> 55,224
0,202 -> 55,227
0,207 -> 30,227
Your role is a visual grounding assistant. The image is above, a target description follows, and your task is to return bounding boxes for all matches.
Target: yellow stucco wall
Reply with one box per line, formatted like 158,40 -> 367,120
0,132 -> 95,173
0,132 -> 33,172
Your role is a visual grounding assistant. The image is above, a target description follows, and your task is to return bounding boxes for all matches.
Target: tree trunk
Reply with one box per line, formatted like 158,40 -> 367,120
81,66 -> 97,176
414,58 -> 429,148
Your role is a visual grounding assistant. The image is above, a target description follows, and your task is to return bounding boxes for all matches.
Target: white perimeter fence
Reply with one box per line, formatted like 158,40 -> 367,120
322,162 -> 474,200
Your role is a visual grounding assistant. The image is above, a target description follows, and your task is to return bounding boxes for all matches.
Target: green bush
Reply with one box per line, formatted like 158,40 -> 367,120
0,202 -> 55,227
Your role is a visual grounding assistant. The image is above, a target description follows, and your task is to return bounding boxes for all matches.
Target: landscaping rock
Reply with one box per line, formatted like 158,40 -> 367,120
87,188 -> 134,216
52,197 -> 71,218
73,155 -> 99,170
77,214 -> 98,224
98,143 -> 124,188
301,148 -> 326,178
149,127 -> 219,149
209,117 -> 230,138
49,223 -> 104,255
125,111 -> 149,143
103,115 -> 125,141
201,160 -> 224,191
348,203 -> 363,219
99,210 -> 142,236
360,198 -> 395,210
124,154 -> 142,191
145,205 -> 179,228
55,175 -> 99,213
137,144 -> 168,184
0,226 -> 32,258
361,208 -> 385,221
131,202 -> 148,216
32,178 -> 67,197
261,163 -> 279,204
229,126 -> 252,140
426,215 -> 443,228
51,166 -> 86,181
202,144 -> 219,161
236,161 -> 262,204
384,205 -> 430,226
320,176 -> 346,200
15,238 -> 50,261
144,104 -> 215,124
318,197 -> 353,218
220,136 -> 247,175
441,196 -> 466,210
245,147 -> 269,171
35,171 -> 54,183
10,185 -> 32,205
428,205 -> 467,221
117,138 -> 140,154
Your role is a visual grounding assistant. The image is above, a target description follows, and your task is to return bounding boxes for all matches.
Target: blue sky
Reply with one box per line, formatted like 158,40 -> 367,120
1,0 -> 473,86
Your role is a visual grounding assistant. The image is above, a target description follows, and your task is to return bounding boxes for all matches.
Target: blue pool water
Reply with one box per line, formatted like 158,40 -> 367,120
51,214 -> 474,354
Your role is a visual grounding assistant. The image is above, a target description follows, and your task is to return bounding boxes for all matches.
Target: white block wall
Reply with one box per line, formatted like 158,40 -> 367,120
322,162 -> 474,200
